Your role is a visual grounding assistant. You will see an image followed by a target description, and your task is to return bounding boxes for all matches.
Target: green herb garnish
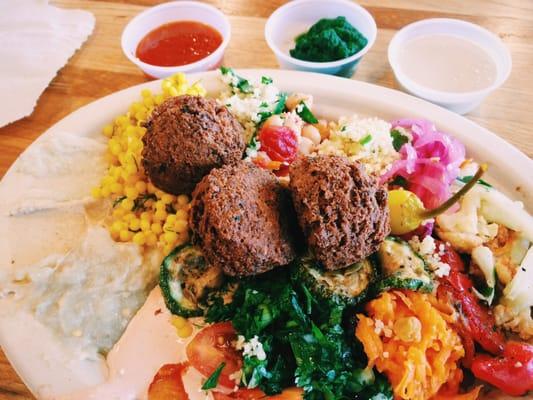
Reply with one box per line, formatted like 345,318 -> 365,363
390,129 -> 409,151
261,76 -> 273,85
359,134 -> 372,145
132,193 -> 157,211
296,101 -> 318,124
220,67 -> 253,94
201,362 -> 226,390
112,196 -> 126,208
457,175 -> 492,188
290,16 -> 368,62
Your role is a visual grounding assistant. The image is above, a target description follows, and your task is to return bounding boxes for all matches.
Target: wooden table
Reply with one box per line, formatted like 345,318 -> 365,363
1,0 -> 532,398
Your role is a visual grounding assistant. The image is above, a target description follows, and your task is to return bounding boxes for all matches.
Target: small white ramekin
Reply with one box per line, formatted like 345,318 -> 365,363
388,18 -> 512,114
121,1 -> 231,79
265,0 -> 377,78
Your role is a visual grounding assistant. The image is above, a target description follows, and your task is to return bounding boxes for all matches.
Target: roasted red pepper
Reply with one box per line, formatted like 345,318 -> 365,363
471,341 -> 533,396
436,241 -> 505,355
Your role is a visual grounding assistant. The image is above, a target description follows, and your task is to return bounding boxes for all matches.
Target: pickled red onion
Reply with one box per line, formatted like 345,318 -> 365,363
381,119 -> 465,209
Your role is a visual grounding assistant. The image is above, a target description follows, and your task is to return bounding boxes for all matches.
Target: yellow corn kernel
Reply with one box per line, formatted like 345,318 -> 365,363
155,200 -> 166,211
121,198 -> 134,211
119,229 -> 133,242
140,211 -> 151,221
177,323 -> 193,338
132,231 -> 146,246
91,187 -> 101,199
146,232 -> 158,246
110,220 -> 124,233
103,124 -> 114,137
151,222 -> 162,234
166,214 -> 177,225
175,209 -> 188,221
123,212 -> 135,222
125,186 -> 139,199
176,194 -> 189,206
174,220 -> 188,233
101,186 -> 111,197
172,315 -> 187,329
108,138 -> 121,155
140,219 -> 151,232
163,243 -> 173,256
110,182 -> 123,194
135,181 -> 147,194
112,208 -> 126,219
163,231 -> 178,244
154,209 -> 167,221
161,194 -> 174,204
141,88 -> 152,98
129,218 -> 141,231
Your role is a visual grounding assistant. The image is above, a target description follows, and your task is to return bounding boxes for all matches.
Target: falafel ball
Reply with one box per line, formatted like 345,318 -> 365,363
190,161 -> 297,277
289,155 -> 390,270
141,95 -> 245,195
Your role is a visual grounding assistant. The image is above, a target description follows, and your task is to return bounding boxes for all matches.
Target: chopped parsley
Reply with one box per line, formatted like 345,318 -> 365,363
359,134 -> 372,145
261,76 -> 273,85
296,101 -> 318,124
202,362 -> 226,390
220,66 -> 253,94
205,270 -> 393,399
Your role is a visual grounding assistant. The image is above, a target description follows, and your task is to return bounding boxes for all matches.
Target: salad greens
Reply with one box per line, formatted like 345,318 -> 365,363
221,66 -> 254,94
290,16 -> 368,62
205,269 -> 392,400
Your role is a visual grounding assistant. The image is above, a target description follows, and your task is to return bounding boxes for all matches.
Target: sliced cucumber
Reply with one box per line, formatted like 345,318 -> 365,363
292,255 -> 376,307
375,237 -> 434,293
160,245 -> 224,317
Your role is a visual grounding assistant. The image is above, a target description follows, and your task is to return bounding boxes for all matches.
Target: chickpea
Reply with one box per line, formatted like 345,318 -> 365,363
286,93 -> 313,111
315,119 -> 330,140
263,114 -> 283,128
298,136 -> 314,155
302,124 -> 321,145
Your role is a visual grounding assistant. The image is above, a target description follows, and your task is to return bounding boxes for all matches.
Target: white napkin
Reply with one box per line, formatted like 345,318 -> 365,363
0,0 -> 95,128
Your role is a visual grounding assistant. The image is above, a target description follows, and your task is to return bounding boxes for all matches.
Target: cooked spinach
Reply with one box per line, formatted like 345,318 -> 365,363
390,129 -> 409,151
205,270 -> 393,400
290,16 -> 368,62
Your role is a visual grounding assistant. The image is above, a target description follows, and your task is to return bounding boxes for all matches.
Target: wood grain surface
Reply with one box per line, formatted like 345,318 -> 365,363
1,1 -> 532,398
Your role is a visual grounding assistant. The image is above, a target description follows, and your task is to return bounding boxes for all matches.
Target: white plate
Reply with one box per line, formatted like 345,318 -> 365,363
0,69 -> 531,399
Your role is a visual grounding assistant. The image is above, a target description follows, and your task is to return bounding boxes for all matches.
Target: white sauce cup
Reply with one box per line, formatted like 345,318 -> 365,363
388,18 -> 512,114
121,1 -> 231,79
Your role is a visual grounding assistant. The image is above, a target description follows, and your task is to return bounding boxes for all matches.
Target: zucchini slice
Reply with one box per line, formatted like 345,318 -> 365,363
160,245 -> 224,317
375,237 -> 434,293
292,255 -> 376,307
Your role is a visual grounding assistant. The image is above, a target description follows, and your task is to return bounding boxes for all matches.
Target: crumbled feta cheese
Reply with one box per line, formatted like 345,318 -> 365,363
315,115 -> 399,176
409,235 -> 451,278
237,335 -> 267,361
383,351 -> 389,358
515,361 -> 523,368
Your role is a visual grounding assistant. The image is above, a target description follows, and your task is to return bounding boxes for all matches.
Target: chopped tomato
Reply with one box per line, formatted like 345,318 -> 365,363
435,244 -> 505,355
432,385 -> 482,400
258,125 -> 298,164
267,387 -> 303,399
213,388 -> 266,400
186,322 -> 242,388
471,341 -> 533,396
213,388 -> 303,400
148,363 -> 189,400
